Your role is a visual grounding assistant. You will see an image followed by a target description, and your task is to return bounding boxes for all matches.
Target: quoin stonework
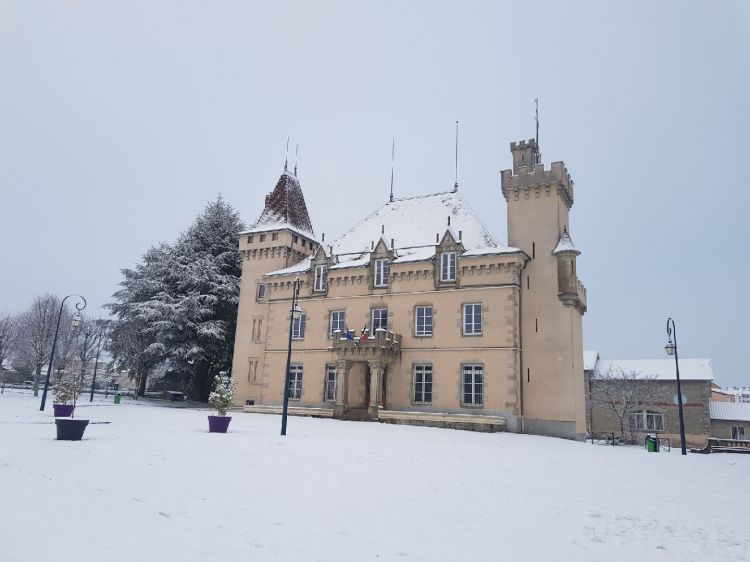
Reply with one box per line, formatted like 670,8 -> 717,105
231,138 -> 587,440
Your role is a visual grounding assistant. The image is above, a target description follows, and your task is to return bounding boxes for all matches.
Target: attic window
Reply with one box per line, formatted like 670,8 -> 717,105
314,264 -> 328,292
374,259 -> 389,287
440,252 -> 457,282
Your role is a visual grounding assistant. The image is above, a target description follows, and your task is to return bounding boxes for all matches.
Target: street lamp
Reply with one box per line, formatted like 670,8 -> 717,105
665,317 -> 687,455
40,295 -> 87,411
281,277 -> 301,436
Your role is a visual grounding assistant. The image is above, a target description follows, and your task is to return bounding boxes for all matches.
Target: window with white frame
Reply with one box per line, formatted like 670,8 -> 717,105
330,310 -> 346,337
372,308 -> 388,331
413,364 -> 433,404
440,252 -> 457,282
374,258 -> 389,287
314,264 -> 328,292
732,426 -> 745,440
256,283 -> 266,301
628,410 -> 665,432
463,303 -> 482,335
324,364 -> 337,401
288,364 -> 303,399
292,311 -> 306,340
462,364 -> 483,406
415,306 -> 433,336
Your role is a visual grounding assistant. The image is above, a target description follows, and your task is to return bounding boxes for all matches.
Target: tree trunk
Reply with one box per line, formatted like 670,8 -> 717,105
137,370 -> 148,397
33,363 -> 42,396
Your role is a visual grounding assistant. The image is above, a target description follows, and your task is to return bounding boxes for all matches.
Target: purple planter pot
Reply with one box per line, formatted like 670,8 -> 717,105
208,415 -> 232,433
52,404 -> 75,417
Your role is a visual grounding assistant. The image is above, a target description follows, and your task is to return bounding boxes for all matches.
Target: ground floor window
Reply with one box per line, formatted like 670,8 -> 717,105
462,364 -> 483,406
732,426 -> 745,440
288,364 -> 303,400
628,410 -> 664,432
413,364 -> 433,404
324,364 -> 337,401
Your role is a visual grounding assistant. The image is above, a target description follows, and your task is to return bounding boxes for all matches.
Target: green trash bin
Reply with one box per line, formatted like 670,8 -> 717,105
646,434 -> 659,452
114,394 -> 121,405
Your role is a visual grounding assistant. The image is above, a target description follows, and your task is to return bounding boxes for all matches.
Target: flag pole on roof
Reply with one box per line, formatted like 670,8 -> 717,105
294,144 -> 299,177
453,120 -> 459,193
284,136 -> 290,172
389,138 -> 395,203
534,98 -> 541,164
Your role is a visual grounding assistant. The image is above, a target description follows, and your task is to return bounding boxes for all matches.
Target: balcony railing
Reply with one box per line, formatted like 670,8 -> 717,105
330,328 -> 401,361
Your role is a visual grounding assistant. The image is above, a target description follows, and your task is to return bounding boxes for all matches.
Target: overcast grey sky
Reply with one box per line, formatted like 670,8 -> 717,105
1,1 -> 748,385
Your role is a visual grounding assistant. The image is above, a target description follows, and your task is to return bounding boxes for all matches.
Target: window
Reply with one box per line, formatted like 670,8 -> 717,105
440,252 -> 457,282
462,364 -> 483,406
272,232 -> 278,241
324,364 -> 337,401
288,365 -> 303,399
732,426 -> 745,440
372,308 -> 388,331
293,235 -> 298,244
247,235 -> 254,243
463,303 -> 482,335
292,312 -> 306,340
374,258 -> 389,287
314,264 -> 328,292
415,306 -> 433,336
330,310 -> 345,337
260,234 -> 266,242
628,410 -> 665,432
413,364 -> 433,404
256,283 -> 266,301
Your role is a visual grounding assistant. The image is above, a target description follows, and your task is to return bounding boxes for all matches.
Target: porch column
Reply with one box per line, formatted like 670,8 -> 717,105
333,360 -> 350,418
368,361 -> 387,419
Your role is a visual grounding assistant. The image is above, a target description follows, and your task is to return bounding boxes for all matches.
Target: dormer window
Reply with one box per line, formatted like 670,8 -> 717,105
374,259 -> 389,287
440,252 -> 457,282
314,264 -> 328,292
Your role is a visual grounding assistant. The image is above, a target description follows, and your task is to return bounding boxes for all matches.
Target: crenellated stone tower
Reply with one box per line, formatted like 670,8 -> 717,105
501,139 -> 587,440
231,166 -> 317,406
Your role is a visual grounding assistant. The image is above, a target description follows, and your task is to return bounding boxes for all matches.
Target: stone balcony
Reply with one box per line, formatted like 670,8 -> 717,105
330,329 -> 402,362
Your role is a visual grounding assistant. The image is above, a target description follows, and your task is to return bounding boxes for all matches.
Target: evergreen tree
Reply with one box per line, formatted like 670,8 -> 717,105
107,196 -> 244,401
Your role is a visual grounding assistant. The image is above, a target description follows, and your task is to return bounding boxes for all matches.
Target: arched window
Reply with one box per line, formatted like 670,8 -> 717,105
628,410 -> 664,432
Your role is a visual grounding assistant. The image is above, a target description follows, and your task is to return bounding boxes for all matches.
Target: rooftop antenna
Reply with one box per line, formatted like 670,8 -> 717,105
284,136 -> 290,172
534,98 -> 541,164
389,138 -> 395,203
453,120 -> 459,192
294,144 -> 299,176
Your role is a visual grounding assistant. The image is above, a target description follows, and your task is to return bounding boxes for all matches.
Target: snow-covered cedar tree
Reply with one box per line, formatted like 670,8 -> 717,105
53,371 -> 83,406
106,196 -> 245,402
208,374 -> 236,416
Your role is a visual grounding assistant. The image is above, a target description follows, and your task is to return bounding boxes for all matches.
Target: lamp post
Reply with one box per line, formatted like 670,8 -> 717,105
665,317 -> 687,455
281,277 -> 301,436
40,294 -> 87,411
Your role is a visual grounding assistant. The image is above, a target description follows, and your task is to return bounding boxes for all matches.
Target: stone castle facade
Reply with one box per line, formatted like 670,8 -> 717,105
230,138 -> 587,439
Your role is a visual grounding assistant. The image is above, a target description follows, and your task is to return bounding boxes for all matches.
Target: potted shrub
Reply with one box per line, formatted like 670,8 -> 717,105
53,372 -> 89,441
207,374 -> 236,433
52,372 -> 80,418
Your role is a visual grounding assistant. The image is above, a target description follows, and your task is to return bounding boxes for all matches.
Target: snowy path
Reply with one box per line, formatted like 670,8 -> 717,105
0,390 -> 747,562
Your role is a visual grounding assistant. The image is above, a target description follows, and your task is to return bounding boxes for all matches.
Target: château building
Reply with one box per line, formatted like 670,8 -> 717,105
231,137 -> 587,439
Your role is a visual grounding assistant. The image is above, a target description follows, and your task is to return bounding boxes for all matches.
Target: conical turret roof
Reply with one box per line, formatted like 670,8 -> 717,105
251,169 -> 314,236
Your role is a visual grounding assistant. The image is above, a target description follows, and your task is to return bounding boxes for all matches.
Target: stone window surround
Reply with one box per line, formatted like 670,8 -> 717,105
462,302 -> 483,336
411,362 -> 433,405
440,251 -> 457,283
374,258 -> 390,288
414,304 -> 433,337
461,362 -> 484,407
288,364 -> 303,400
328,309 -> 346,338
371,307 -> 388,332
256,282 -> 266,301
292,311 -> 307,340
324,363 -> 337,402
314,264 -> 328,292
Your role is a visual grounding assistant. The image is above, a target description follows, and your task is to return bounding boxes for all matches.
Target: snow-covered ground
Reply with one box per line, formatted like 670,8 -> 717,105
1,390 -> 747,562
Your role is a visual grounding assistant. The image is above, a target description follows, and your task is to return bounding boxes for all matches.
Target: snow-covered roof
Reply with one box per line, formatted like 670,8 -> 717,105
710,401 -> 750,422
595,358 -> 714,381
239,221 -> 320,243
330,191 -> 506,254
265,256 -> 313,277
249,170 -> 315,236
553,229 -> 580,255
583,351 -> 599,372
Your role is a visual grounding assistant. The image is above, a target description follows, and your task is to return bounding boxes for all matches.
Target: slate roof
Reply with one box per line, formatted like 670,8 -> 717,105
250,170 -> 314,236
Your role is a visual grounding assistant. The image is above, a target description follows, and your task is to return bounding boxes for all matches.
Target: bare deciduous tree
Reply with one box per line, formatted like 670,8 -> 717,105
15,294 -> 64,396
0,313 -> 18,392
590,366 -> 660,441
